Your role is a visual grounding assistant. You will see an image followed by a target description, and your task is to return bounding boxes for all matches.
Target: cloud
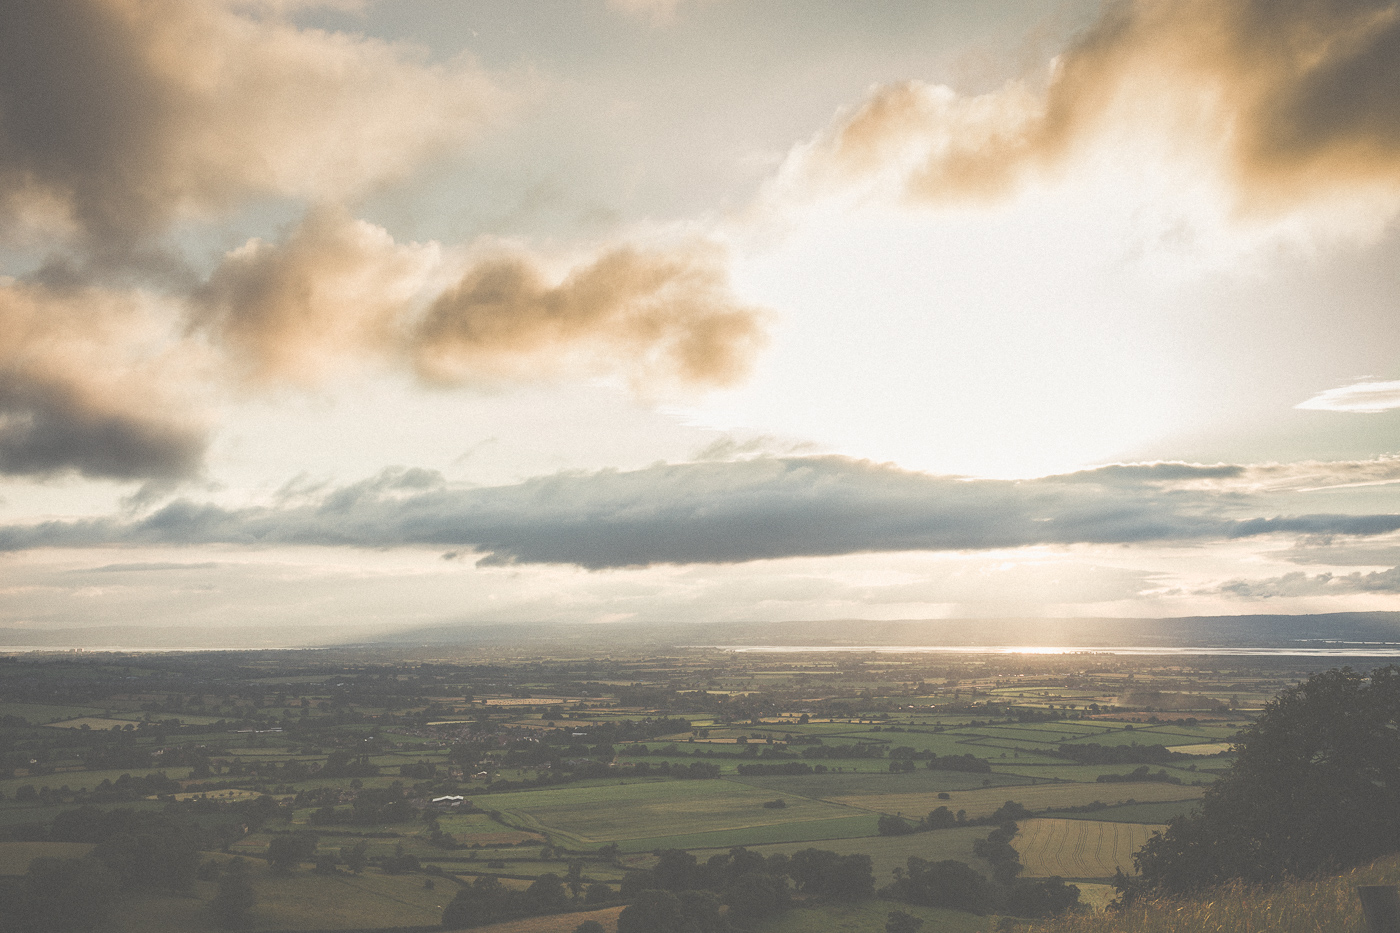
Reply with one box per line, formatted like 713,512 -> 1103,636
4,456 -> 1400,567
774,0 -> 1400,212
0,0 -> 504,248
0,3 -> 769,481
1296,379 -> 1400,413
195,209 -> 768,392
0,279 -> 207,481
1215,565 -> 1400,598
0,206 -> 766,481
193,205 -> 441,386
412,240 -> 767,392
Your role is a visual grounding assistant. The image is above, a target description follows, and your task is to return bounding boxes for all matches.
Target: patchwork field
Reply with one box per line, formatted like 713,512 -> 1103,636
0,647 -> 1306,933
825,780 -> 1205,820
1014,818 -> 1166,879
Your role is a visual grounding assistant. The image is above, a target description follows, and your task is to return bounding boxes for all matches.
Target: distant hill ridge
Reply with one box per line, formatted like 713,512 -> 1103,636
365,611 -> 1400,649
5,611 -> 1400,651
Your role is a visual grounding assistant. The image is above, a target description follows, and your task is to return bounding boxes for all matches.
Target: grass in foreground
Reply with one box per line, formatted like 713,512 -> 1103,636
1022,854 -> 1400,933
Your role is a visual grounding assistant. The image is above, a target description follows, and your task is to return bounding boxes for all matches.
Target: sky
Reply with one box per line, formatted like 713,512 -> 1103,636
3,0 -> 1400,646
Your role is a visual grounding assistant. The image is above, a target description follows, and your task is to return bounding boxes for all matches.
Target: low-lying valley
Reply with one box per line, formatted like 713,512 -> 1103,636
0,646 -> 1390,932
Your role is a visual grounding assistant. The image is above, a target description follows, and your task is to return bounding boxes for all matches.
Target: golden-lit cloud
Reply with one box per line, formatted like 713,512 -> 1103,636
0,280 -> 206,480
196,209 -> 768,394
413,241 -> 767,393
193,206 -> 441,386
0,0 -> 504,247
775,0 -> 1400,213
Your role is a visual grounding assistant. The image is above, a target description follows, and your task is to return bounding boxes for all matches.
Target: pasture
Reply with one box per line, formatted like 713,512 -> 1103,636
484,778 -> 874,851
729,768 -> 1029,800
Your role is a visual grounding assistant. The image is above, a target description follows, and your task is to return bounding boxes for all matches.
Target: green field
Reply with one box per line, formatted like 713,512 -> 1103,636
484,779 -> 874,851
1057,728 -> 1226,748
729,768 -> 1029,799
0,703 -> 107,723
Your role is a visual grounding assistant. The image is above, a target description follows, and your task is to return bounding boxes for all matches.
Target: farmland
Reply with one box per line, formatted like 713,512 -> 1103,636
1013,819 -> 1165,879
0,645 -> 1365,932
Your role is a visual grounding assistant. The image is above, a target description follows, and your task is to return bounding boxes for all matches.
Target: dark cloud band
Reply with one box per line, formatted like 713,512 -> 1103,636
3,457 -> 1396,567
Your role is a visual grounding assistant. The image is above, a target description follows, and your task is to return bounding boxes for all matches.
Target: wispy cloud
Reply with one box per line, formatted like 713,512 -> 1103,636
1296,380 -> 1400,413
4,457 -> 1399,568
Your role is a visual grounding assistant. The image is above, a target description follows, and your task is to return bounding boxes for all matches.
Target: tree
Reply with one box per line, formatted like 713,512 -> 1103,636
787,849 -> 875,900
266,832 -> 318,875
442,874 -> 512,929
922,806 -> 956,830
523,873 -> 569,912
723,871 -> 790,921
878,814 -> 916,836
616,889 -> 725,933
650,849 -> 699,890
886,910 -> 925,933
1130,666 -> 1400,897
573,923 -> 606,933
1006,877 -> 1080,918
341,841 -> 368,874
616,890 -> 685,933
211,858 -> 256,928
883,858 -> 996,914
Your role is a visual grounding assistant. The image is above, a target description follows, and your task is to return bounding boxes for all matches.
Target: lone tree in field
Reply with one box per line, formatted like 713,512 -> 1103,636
1127,665 -> 1400,897
266,832 -> 318,875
